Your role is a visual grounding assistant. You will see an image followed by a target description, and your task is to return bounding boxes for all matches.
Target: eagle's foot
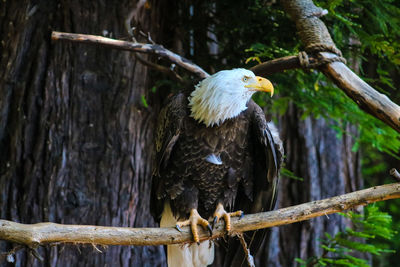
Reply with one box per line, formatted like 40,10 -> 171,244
175,209 -> 212,244
212,203 -> 243,231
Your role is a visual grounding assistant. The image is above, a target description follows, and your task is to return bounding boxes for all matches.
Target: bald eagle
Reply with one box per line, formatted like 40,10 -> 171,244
151,69 -> 283,267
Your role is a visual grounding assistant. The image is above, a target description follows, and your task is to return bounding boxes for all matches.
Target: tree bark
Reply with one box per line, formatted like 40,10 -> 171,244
0,0 -> 166,266
259,106 -> 362,267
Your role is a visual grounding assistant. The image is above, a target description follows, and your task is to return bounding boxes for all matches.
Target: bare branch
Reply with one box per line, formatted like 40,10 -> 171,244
51,31 -> 209,79
1,183 -> 399,248
280,0 -> 400,134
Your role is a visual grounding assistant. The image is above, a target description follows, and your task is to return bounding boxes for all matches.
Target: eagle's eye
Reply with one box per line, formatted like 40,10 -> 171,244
242,76 -> 250,82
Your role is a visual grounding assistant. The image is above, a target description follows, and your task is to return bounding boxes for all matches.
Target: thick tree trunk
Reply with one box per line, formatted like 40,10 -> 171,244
0,0 -> 166,266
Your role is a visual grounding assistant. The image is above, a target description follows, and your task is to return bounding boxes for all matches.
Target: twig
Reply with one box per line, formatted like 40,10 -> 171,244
236,233 -> 255,267
29,248 -> 44,261
138,30 -> 155,44
0,183 -> 399,248
134,53 -> 183,82
390,168 -> 400,182
51,31 -> 209,79
125,25 -> 183,82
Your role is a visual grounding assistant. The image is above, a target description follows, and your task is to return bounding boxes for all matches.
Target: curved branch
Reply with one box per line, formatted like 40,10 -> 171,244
1,183 -> 399,248
51,31 -> 209,79
281,0 -> 400,134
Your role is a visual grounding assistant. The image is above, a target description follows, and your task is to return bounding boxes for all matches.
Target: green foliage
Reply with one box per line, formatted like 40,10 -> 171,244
244,0 -> 400,159
151,79 -> 181,94
245,42 -> 292,64
317,0 -> 400,64
280,167 -> 304,181
296,205 -> 397,267
316,0 -> 400,95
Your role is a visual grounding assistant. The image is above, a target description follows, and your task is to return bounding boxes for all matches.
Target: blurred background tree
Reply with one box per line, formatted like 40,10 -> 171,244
0,0 -> 398,266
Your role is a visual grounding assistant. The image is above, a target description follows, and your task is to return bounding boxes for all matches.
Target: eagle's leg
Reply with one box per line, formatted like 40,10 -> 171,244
175,209 -> 212,244
212,203 -> 243,231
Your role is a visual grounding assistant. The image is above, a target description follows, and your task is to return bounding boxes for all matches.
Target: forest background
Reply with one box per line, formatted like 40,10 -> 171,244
1,0 -> 400,266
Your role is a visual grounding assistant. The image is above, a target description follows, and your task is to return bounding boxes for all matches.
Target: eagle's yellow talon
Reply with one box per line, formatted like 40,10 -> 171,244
212,203 -> 243,232
230,210 -> 244,217
176,209 -> 211,243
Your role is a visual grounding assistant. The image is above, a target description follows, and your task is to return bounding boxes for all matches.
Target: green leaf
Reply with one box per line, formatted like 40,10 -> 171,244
141,95 -> 148,108
321,244 -> 337,252
335,237 -> 380,254
280,167 -> 304,181
345,228 -> 375,239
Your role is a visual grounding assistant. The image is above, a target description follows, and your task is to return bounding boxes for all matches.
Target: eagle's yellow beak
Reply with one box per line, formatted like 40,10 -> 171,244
245,76 -> 274,97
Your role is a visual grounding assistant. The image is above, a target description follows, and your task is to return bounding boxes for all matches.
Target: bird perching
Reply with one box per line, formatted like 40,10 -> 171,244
151,69 -> 283,267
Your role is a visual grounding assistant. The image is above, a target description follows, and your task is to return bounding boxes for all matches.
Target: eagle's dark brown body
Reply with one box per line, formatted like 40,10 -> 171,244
159,103 -> 250,219
151,92 -> 282,222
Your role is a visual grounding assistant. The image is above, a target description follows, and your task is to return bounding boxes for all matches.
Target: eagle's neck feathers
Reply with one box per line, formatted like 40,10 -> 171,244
188,71 -> 252,127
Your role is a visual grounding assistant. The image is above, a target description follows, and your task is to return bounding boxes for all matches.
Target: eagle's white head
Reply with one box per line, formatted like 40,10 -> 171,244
188,68 -> 274,127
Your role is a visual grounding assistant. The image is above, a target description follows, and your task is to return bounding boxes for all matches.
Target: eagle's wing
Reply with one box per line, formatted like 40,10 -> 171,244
150,93 -> 187,221
247,100 -> 283,213
222,100 -> 283,267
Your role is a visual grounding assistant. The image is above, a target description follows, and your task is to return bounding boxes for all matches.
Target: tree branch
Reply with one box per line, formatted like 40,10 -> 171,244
280,0 -> 400,134
51,31 -> 209,79
320,52 -> 400,132
250,55 -> 302,76
51,27 -> 400,133
1,183 -> 399,248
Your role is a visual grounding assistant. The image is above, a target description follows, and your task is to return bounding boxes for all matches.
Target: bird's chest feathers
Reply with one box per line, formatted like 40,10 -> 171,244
186,115 -> 249,165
